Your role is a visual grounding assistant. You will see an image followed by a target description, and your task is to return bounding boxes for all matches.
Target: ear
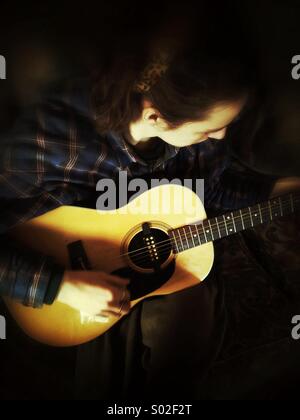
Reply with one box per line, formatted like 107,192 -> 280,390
142,100 -> 169,130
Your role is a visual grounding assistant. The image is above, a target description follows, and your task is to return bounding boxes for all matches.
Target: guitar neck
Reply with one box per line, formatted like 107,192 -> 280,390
170,191 -> 300,253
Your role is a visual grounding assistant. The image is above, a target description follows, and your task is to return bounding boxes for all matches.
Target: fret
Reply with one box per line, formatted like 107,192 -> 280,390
258,203 -> 263,223
231,210 -> 242,232
264,204 -> 271,221
217,215 -> 227,238
203,220 -> 213,242
196,225 -> 206,245
223,215 -> 229,236
250,205 -> 261,226
170,192 -> 299,255
171,231 -> 179,254
248,207 -> 254,227
259,203 -> 274,223
215,217 -> 222,239
208,219 -> 215,240
178,229 -> 185,252
194,225 -> 203,246
205,221 -> 213,241
231,212 -> 237,233
196,226 -> 203,245
183,227 -> 189,249
256,201 -> 280,224
181,227 -> 189,250
189,226 -> 197,247
268,201 -> 273,221
239,209 -> 245,230
224,213 -> 235,234
238,209 -> 250,230
195,223 -> 206,244
202,223 -> 208,243
271,199 -> 280,218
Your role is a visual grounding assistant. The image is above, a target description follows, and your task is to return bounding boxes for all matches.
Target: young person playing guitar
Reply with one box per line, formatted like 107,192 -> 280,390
0,2 -> 299,399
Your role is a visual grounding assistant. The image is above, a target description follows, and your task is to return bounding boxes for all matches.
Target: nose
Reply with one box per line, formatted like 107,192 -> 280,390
210,128 -> 227,140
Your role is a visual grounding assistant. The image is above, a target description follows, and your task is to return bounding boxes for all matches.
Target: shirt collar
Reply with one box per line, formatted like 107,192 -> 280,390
108,131 -> 180,167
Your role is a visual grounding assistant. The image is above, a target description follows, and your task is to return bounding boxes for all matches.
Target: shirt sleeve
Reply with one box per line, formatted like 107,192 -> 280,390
0,90 -> 89,308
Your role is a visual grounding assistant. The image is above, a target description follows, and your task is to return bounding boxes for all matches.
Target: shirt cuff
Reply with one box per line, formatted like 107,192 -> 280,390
23,256 -> 64,308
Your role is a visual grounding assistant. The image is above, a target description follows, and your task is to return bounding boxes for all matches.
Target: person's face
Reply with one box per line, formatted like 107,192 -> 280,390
143,97 -> 246,147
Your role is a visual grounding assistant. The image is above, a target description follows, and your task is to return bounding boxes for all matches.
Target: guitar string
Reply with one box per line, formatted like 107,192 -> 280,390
128,202 -> 298,265
117,199 -> 299,263
114,199 -> 299,264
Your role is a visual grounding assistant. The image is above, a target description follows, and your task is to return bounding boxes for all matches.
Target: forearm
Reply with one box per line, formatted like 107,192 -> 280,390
270,177 -> 300,198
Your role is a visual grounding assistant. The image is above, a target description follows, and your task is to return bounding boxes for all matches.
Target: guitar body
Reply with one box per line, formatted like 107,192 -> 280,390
4,184 -> 214,347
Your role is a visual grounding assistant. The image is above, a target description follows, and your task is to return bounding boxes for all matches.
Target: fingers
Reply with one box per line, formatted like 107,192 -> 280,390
99,274 -> 130,304
99,287 -> 131,318
93,277 -> 131,318
75,271 -> 130,303
106,287 -> 131,315
86,288 -> 131,319
65,271 -> 131,318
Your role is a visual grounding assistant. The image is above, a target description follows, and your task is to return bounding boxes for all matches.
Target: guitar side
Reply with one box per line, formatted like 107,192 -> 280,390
4,184 -> 214,347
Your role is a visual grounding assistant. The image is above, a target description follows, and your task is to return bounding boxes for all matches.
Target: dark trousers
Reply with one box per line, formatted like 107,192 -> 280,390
75,215 -> 300,400
75,265 -> 225,399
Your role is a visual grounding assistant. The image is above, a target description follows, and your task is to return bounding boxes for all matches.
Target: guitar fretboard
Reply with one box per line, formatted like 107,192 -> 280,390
170,191 -> 300,254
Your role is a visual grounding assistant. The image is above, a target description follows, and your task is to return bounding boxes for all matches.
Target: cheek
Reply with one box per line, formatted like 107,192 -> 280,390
161,128 -> 201,146
161,130 -> 182,143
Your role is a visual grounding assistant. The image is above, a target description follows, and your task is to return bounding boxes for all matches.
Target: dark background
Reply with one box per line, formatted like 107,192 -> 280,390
0,0 -> 300,400
0,0 -> 300,174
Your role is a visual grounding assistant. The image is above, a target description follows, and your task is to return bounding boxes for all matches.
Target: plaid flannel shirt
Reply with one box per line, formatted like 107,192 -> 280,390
0,79 -> 276,307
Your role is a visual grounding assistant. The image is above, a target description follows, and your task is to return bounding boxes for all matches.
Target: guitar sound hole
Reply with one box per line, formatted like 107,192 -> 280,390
112,227 -> 175,300
128,228 -> 172,270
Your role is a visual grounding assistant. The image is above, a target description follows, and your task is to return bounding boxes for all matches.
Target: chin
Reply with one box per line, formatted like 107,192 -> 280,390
164,140 -> 195,148
162,137 -> 201,148
175,141 -> 202,148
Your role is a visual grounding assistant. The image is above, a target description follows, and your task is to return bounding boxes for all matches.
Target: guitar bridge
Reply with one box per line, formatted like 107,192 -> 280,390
142,222 -> 162,273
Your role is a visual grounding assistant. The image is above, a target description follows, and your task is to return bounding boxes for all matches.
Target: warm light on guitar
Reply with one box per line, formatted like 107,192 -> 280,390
4,184 -> 300,347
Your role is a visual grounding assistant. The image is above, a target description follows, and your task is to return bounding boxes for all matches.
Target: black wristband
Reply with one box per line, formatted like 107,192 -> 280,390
44,266 -> 65,305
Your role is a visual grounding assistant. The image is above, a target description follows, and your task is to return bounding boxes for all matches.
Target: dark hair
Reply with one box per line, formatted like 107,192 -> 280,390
91,1 -> 260,136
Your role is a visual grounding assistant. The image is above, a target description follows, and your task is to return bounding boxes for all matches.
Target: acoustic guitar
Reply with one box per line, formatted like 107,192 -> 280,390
4,184 -> 299,347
